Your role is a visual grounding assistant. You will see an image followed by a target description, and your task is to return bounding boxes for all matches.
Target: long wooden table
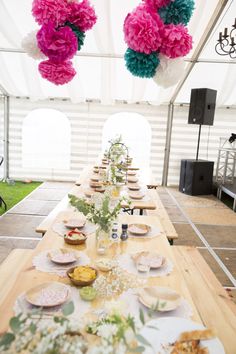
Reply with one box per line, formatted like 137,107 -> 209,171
1,211 -> 236,352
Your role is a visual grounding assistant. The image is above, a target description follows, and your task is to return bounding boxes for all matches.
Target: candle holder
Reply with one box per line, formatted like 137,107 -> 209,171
215,18 -> 236,59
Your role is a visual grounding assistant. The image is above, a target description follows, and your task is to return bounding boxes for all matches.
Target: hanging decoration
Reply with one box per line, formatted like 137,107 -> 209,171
123,0 -> 194,88
21,0 -> 97,85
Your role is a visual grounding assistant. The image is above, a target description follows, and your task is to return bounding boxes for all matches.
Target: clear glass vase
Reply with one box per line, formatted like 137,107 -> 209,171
96,226 -> 111,255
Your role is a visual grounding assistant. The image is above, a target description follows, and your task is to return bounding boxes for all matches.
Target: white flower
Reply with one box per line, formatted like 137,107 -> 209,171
104,300 -> 126,315
124,327 -> 136,346
96,323 -> 118,339
21,31 -> 46,60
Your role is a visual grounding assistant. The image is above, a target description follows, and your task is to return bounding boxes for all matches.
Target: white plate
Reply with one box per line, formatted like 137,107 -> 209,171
25,282 -> 70,308
140,317 -> 225,354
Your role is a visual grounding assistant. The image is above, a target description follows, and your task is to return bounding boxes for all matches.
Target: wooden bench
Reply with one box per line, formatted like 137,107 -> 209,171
146,189 -> 178,244
172,245 -> 236,319
0,249 -> 33,302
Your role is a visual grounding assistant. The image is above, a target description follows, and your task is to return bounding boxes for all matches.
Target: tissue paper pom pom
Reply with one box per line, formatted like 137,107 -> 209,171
38,60 -> 76,85
21,30 -> 45,60
124,4 -> 164,54
124,48 -> 160,78
160,24 -> 192,58
65,22 -> 86,50
159,0 -> 194,25
153,54 -> 185,87
37,22 -> 78,63
142,0 -> 172,10
32,0 -> 69,26
68,0 -> 97,32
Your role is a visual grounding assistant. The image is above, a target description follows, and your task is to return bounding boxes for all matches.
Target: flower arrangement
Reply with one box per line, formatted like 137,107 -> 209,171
22,0 -> 97,85
123,0 -> 195,87
69,191 -> 127,232
0,301 -> 154,354
0,302 -> 87,354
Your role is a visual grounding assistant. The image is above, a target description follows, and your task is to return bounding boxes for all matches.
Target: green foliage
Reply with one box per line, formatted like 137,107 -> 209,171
0,181 -> 42,216
69,193 -> 128,232
62,301 -> 75,316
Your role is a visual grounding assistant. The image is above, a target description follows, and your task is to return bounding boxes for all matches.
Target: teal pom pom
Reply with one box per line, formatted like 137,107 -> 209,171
158,0 -> 194,26
65,22 -> 86,51
124,48 -> 160,78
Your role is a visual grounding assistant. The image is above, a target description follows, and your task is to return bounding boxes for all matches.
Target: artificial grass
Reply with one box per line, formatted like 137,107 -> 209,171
0,181 -> 42,215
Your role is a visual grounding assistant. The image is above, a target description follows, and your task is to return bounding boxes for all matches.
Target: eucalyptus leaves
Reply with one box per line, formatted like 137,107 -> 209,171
69,191 -> 128,233
0,301 -> 156,354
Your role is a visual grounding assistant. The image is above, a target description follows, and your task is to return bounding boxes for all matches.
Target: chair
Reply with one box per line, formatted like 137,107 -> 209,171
0,156 -> 7,210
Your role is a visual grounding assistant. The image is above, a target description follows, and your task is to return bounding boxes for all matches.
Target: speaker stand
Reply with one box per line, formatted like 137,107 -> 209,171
196,124 -> 202,161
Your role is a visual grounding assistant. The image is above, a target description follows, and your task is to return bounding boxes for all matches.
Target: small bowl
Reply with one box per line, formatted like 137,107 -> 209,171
128,223 -> 151,236
67,266 -> 98,286
64,230 -> 87,245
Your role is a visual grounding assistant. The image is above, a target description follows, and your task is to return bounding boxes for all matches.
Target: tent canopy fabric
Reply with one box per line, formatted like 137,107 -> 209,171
0,0 -> 235,105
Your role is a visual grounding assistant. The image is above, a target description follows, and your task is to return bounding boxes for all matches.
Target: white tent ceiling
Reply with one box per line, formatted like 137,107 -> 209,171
0,0 -> 235,105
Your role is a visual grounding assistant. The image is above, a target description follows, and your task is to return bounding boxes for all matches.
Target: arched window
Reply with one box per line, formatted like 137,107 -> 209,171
22,108 -> 70,170
102,112 -> 151,170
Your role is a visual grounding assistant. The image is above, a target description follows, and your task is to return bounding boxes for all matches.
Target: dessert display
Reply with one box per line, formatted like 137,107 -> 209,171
25,282 -> 70,307
95,258 -> 116,272
64,218 -> 86,229
64,230 -> 87,245
79,286 -> 97,301
48,249 -> 77,265
138,286 -> 181,312
67,266 -> 98,286
132,251 -> 166,269
170,329 -> 215,354
128,224 -> 151,236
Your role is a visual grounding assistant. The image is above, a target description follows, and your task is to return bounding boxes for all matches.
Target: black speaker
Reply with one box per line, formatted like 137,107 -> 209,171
188,88 -> 217,125
179,159 -> 214,195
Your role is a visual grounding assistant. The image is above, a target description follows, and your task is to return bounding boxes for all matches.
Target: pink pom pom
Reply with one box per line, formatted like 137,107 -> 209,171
32,0 -> 69,26
38,60 -> 76,85
37,22 -> 78,63
124,4 -> 164,54
68,0 -> 97,32
160,24 -> 192,58
142,0 -> 172,10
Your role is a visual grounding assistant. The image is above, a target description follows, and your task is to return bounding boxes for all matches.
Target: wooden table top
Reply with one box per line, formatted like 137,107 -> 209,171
1,212 -> 236,353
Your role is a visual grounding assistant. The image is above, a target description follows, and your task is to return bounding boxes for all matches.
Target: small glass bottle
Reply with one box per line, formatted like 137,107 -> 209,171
111,222 -> 119,242
120,224 -> 128,241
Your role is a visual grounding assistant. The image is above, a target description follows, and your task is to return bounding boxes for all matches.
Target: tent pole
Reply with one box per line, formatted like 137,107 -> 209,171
162,102 -> 174,186
3,95 -> 10,181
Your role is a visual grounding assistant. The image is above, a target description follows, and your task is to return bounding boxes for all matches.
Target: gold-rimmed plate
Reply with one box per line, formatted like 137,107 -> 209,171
48,248 -> 78,265
25,282 -> 70,308
128,223 -> 151,236
138,287 -> 181,312
132,251 -> 166,269
127,184 -> 140,191
64,218 -> 86,229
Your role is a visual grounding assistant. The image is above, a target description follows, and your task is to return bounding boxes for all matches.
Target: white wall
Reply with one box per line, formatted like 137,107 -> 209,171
168,106 -> 236,185
0,98 -> 168,182
0,97 -> 235,185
